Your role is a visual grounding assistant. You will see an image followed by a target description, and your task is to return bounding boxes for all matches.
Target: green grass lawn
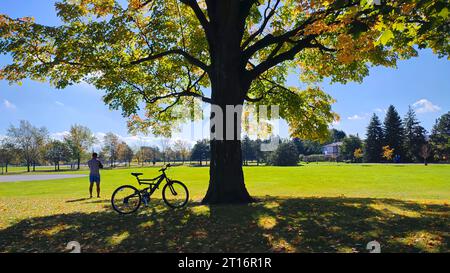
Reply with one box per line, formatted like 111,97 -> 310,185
0,164 -> 449,253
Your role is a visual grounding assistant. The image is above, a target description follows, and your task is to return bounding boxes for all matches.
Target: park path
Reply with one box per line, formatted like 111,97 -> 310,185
0,174 -> 87,183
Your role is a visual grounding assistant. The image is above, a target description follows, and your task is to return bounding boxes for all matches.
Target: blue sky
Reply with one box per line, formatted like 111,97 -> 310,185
1,1 -> 449,147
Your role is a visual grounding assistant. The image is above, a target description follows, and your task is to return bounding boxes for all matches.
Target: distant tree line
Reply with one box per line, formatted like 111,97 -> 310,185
0,121 -> 194,173
1,108 -> 449,172
244,107 -> 450,166
363,106 -> 449,164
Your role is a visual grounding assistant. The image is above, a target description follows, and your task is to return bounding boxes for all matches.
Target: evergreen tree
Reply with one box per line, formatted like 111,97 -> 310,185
403,106 -> 427,162
241,136 -> 255,166
383,105 -> 404,161
190,139 -> 210,166
326,129 -> 347,144
332,129 -> 347,142
292,138 -> 305,155
430,112 -> 450,161
365,114 -> 384,163
253,139 -> 263,166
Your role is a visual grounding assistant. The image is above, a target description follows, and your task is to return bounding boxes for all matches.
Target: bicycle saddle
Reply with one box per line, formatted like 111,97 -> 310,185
131,172 -> 143,177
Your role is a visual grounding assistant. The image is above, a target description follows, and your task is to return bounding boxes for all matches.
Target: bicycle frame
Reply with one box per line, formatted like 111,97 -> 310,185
135,171 -> 171,197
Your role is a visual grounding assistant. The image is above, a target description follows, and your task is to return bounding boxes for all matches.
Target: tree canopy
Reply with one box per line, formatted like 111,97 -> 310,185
1,0 -> 449,140
64,124 -> 96,169
268,141 -> 299,166
341,134 -> 363,161
190,139 -> 210,165
6,120 -> 49,172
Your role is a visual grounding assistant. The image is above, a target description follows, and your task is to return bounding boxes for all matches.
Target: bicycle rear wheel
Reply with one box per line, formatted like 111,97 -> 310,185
111,185 -> 141,214
162,180 -> 189,208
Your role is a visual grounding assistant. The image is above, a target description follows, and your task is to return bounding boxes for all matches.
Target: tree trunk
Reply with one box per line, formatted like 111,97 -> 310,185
201,2 -> 253,204
77,157 -> 81,170
203,140 -> 253,204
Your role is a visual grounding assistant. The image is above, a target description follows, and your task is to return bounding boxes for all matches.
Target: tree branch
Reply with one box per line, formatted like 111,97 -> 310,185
258,75 -> 297,96
311,38 -> 336,53
148,90 -> 212,104
120,77 -> 152,103
249,36 -> 315,79
127,49 -> 209,72
179,0 -> 210,36
242,1 -> 358,61
241,0 -> 280,50
245,85 -> 277,102
158,96 -> 182,114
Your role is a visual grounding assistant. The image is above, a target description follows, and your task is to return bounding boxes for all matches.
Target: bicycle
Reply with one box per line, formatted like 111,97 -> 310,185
111,164 -> 189,214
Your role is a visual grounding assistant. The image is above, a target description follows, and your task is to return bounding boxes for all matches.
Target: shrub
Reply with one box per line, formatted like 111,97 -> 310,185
268,142 -> 299,166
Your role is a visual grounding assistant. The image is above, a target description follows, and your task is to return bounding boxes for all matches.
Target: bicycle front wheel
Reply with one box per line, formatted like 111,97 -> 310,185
111,185 -> 141,214
162,181 -> 189,208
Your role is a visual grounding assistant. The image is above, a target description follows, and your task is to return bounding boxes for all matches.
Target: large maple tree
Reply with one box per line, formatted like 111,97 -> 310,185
1,0 -> 449,203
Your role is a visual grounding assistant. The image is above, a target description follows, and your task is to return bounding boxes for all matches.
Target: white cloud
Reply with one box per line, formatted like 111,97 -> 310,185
55,101 -> 65,106
50,131 -> 70,141
94,132 -> 107,141
3,99 -> 16,110
374,108 -> 387,114
347,114 -> 366,120
412,99 -> 441,114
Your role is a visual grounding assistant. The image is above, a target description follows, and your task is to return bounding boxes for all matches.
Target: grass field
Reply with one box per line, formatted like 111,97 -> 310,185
0,164 -> 449,253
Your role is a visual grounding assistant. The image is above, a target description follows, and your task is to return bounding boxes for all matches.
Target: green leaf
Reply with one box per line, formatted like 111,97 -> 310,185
438,8 -> 449,19
392,22 -> 406,32
378,29 -> 394,45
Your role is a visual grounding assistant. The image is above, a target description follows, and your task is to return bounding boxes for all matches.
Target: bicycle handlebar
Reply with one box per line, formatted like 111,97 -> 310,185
159,163 -> 171,172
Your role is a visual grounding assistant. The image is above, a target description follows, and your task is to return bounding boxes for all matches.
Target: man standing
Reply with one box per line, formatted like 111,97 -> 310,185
87,152 -> 103,198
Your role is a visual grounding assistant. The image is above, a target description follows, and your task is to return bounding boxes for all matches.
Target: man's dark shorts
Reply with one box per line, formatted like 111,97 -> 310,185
89,174 -> 101,185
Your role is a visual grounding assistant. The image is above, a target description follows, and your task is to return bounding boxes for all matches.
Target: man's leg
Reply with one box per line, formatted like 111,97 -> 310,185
96,181 -> 100,198
89,182 -> 93,198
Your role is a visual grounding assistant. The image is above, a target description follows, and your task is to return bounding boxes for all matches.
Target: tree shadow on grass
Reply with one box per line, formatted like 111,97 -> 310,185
66,198 -> 91,203
0,197 -> 448,253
